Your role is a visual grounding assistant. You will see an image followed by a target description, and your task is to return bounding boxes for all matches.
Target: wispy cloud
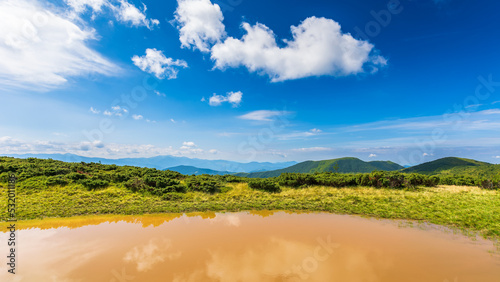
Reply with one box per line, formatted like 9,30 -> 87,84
291,147 -> 332,152
89,107 -> 100,114
277,128 -> 322,140
65,0 -> 159,29
0,0 -> 118,90
238,110 -> 292,121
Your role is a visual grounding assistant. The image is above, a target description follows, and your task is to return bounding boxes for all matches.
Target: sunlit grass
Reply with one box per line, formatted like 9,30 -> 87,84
1,183 -> 499,240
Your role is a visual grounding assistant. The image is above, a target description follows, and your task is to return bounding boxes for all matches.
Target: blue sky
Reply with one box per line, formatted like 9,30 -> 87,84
1,0 -> 500,165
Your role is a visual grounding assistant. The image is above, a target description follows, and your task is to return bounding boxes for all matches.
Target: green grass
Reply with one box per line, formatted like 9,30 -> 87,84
1,182 -> 499,240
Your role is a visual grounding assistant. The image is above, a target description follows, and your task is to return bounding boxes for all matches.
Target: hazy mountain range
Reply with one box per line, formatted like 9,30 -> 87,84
3,153 -> 296,173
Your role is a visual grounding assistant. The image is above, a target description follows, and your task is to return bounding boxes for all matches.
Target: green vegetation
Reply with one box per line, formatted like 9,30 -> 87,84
248,179 -> 281,193
237,157 -> 404,178
402,157 -> 491,174
1,156 -> 500,240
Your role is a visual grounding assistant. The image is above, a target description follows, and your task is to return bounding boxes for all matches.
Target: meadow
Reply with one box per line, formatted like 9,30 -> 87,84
0,157 -> 499,240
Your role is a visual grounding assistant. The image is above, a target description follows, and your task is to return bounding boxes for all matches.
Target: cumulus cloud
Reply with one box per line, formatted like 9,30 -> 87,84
132,48 -> 188,79
132,114 -> 143,120
211,17 -> 386,82
208,91 -> 242,107
182,141 -> 196,147
174,0 -> 226,52
65,0 -> 159,29
368,154 -> 377,158
238,110 -> 292,121
89,107 -> 100,114
0,0 -> 118,90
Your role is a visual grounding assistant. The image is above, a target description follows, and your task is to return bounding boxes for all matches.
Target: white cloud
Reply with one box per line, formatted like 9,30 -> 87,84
154,90 -> 166,97
89,107 -> 100,114
211,17 -> 386,82
65,0 -> 159,29
0,0 -> 117,90
494,156 -> 500,159
368,154 -> 377,158
209,149 -> 218,154
0,136 -> 215,158
291,147 -> 332,152
132,48 -> 188,79
465,104 -> 482,109
180,141 -> 202,153
112,0 -> 159,30
238,110 -> 292,122
170,118 -> 177,123
481,109 -> 500,115
182,141 -> 196,147
208,91 -> 242,107
132,114 -> 143,120
103,110 -> 112,116
174,0 -> 226,52
310,128 -> 322,133
277,128 -> 322,140
65,0 -> 107,14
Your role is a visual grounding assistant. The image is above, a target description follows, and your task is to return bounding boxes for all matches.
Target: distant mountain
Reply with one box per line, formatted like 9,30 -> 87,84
402,157 -> 491,174
3,153 -> 297,173
237,157 -> 404,178
166,165 -> 234,175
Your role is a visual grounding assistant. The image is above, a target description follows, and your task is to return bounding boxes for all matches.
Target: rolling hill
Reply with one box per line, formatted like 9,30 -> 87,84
236,157 -> 404,178
165,165 -> 234,175
402,157 -> 491,174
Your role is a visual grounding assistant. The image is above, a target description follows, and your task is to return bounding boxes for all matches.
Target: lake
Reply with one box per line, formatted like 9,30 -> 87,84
1,211 -> 499,281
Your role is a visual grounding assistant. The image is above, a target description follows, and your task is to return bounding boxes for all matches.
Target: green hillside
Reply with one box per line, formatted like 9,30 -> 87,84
238,157 -> 404,178
437,164 -> 500,178
403,157 -> 491,174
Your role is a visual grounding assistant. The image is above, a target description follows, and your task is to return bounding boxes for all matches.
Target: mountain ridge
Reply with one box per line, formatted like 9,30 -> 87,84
2,153 -> 297,173
236,157 -> 404,178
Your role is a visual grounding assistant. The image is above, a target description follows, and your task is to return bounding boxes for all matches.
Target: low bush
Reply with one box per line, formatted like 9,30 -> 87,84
248,179 -> 281,193
185,175 -> 222,193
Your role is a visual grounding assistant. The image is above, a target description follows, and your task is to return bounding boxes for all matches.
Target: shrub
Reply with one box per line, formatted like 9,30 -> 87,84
46,175 -> 69,186
277,173 -> 317,188
67,172 -> 88,181
248,179 -> 281,193
185,176 -> 222,193
124,177 -> 147,192
78,178 -> 109,190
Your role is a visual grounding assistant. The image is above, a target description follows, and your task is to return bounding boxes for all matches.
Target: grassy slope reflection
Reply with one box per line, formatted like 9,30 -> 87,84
1,212 -> 500,282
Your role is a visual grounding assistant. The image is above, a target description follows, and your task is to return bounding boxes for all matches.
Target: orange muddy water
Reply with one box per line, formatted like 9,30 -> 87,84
1,211 -> 499,282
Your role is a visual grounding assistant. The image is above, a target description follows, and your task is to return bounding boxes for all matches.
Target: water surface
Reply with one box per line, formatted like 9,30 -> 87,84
1,211 -> 499,281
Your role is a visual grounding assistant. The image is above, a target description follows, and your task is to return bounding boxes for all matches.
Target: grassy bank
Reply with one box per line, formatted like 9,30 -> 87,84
1,182 -> 499,239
